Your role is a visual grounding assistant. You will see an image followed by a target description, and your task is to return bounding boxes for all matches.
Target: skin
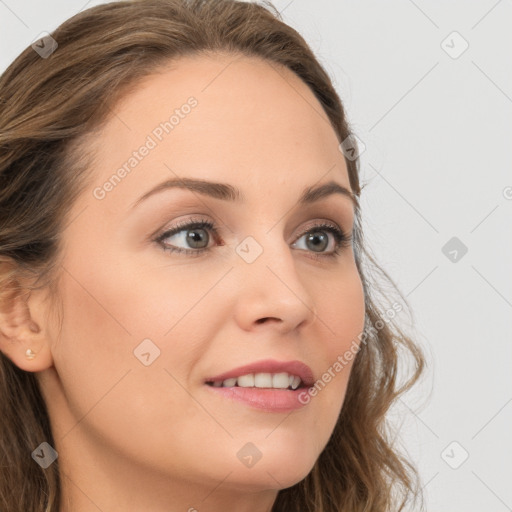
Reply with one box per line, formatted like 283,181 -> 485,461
0,53 -> 365,511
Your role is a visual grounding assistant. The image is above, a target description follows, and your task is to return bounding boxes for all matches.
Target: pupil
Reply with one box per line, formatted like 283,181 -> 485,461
187,229 -> 208,248
307,231 -> 328,252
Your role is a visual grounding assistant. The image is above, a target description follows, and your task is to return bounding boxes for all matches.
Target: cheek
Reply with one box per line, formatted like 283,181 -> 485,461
315,266 -> 365,361
305,267 -> 365,418
51,261 -> 220,474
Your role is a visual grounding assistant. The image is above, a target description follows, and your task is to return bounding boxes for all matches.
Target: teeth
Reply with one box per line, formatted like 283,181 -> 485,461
291,375 -> 301,390
254,373 -> 272,388
216,372 -> 302,389
237,374 -> 254,387
272,372 -> 290,389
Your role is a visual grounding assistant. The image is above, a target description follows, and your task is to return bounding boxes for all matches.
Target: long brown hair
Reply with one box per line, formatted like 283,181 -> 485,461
0,1 -> 426,510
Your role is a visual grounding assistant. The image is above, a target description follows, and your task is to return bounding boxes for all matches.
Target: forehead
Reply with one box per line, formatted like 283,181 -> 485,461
82,53 -> 350,211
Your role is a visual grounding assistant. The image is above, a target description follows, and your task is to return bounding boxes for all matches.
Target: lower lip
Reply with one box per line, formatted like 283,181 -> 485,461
204,385 -> 309,413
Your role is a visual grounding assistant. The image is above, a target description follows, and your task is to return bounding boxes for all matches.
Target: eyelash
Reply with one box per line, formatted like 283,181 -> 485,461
154,216 -> 353,260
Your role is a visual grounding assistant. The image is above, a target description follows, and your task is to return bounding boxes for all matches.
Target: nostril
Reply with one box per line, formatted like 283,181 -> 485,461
255,317 -> 280,324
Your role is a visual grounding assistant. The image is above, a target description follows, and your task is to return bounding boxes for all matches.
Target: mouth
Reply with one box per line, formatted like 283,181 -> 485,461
203,375 -> 311,413
205,371 -> 308,391
203,359 -> 314,412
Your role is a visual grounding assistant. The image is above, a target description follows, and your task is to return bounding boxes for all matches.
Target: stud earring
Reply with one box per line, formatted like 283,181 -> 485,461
25,348 -> 37,360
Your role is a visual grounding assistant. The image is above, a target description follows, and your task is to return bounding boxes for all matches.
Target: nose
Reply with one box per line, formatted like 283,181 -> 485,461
231,234 -> 318,334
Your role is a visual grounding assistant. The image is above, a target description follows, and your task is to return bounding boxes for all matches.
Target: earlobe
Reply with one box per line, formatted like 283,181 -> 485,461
15,344 -> 54,373
25,348 -> 37,360
0,280 -> 54,373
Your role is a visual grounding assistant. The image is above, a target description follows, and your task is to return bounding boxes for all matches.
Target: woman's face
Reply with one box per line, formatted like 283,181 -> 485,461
38,53 -> 365,509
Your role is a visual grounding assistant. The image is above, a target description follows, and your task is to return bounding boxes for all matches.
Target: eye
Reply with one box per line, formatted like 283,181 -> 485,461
291,222 -> 352,259
155,217 -> 220,256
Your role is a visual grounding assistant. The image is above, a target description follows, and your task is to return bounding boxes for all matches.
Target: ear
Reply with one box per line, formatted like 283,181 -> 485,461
0,270 -> 54,373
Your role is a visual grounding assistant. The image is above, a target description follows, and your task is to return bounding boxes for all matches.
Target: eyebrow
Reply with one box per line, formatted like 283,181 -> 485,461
130,177 -> 358,209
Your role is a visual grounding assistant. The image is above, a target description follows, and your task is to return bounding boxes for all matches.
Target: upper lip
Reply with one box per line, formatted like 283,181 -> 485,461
204,359 -> 315,387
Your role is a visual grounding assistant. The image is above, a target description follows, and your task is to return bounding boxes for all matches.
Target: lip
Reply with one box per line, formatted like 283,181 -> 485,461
204,359 -> 315,387
204,385 -> 310,413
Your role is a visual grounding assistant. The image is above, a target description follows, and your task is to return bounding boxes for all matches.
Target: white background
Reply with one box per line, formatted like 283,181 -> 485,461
1,1 -> 511,510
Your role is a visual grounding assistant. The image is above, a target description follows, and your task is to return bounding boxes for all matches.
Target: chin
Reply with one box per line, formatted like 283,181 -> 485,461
225,464 -> 314,494
226,445 -> 318,492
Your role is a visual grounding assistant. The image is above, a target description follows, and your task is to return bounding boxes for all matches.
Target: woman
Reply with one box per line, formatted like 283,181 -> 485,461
0,1 -> 425,510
